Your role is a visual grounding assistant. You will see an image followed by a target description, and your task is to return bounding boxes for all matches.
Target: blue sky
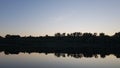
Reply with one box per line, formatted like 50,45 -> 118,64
0,0 -> 120,36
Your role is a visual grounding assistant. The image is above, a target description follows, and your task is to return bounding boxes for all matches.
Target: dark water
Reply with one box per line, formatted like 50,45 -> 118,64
0,52 -> 120,68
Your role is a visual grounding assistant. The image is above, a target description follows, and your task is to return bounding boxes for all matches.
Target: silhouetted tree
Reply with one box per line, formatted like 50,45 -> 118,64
5,34 -> 11,38
82,33 -> 92,37
55,33 -> 61,37
45,35 -> 49,37
73,33 -> 76,37
62,33 -> 66,37
93,33 -> 97,36
72,32 -> 82,37
99,33 -> 105,37
5,34 -> 20,39
67,33 -> 70,37
0,36 -> 3,39
76,32 -> 82,36
114,32 -> 120,38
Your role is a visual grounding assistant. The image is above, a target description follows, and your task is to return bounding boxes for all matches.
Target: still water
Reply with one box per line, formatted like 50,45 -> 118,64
0,52 -> 120,68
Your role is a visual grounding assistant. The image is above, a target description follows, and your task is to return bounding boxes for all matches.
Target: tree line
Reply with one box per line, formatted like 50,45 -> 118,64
0,32 -> 120,45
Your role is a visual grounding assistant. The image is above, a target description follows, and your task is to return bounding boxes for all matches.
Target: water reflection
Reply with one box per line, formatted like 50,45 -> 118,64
0,46 -> 120,58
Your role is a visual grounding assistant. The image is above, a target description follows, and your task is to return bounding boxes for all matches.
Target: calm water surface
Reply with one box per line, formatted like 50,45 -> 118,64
0,52 -> 120,68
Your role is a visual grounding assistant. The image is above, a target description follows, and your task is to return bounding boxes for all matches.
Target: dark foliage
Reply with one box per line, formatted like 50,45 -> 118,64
0,32 -> 120,58
0,45 -> 120,58
0,32 -> 120,45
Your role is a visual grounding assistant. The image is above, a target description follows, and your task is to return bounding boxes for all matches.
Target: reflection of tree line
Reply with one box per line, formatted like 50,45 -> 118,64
0,46 -> 120,58
54,53 -> 104,58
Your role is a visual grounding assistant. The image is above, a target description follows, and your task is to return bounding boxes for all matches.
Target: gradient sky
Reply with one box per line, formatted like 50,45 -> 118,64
0,0 -> 120,36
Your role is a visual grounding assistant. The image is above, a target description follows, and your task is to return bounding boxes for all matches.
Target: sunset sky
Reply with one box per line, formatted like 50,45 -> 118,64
0,0 -> 120,36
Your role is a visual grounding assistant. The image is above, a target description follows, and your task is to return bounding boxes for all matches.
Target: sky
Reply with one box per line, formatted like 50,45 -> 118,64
0,0 -> 120,36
